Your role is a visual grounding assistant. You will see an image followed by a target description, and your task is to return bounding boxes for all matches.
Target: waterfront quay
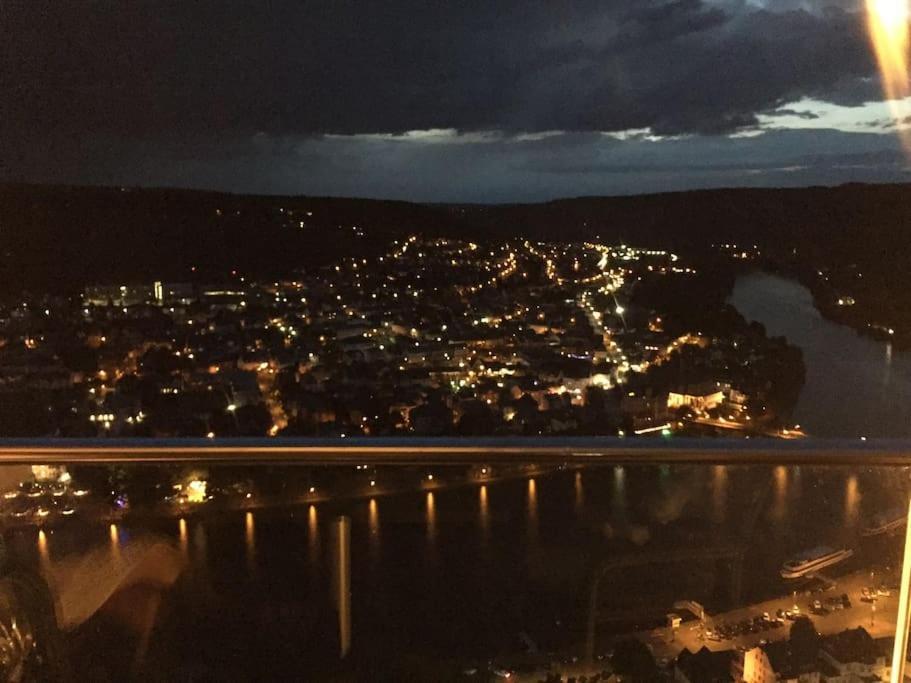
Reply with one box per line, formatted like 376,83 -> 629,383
643,565 -> 900,660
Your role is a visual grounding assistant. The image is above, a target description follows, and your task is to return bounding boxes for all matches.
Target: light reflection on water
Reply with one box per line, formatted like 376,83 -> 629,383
612,465 -> 627,523
772,466 -> 788,522
308,504 -> 319,566
574,471 -> 584,515
526,477 -> 543,577
27,466 -> 903,651
712,465 -> 727,524
32,466 -> 890,579
37,529 -> 49,569
479,485 -> 489,543
845,474 -> 861,530
368,498 -> 379,536
527,478 -> 538,536
109,523 -> 121,563
425,492 -> 436,543
245,511 -> 256,574
368,498 -> 380,563
178,517 -> 188,558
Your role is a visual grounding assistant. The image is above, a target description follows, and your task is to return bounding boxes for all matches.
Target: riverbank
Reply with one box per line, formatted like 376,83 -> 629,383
757,259 -> 909,351
642,563 -> 899,660
1,462 -> 568,531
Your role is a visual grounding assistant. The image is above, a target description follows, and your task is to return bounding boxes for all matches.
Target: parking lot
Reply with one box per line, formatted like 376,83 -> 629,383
644,566 -> 900,659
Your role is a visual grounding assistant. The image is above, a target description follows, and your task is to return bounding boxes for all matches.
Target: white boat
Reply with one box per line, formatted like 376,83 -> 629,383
780,546 -> 853,579
861,508 -> 906,537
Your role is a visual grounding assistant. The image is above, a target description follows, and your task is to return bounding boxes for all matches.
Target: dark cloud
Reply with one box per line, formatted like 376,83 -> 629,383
1,0 -> 882,139
1,0 -> 902,199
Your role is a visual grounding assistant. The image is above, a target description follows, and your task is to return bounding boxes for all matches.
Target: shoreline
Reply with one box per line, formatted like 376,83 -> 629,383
757,259 -> 909,352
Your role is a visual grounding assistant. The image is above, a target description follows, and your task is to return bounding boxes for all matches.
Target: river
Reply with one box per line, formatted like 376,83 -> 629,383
14,461 -> 905,678
729,271 -> 911,438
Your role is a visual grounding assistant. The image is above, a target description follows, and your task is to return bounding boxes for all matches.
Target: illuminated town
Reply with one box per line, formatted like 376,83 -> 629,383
0,235 -> 804,442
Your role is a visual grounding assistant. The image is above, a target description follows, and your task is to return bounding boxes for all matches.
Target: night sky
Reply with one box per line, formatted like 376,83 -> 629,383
3,0 -> 910,202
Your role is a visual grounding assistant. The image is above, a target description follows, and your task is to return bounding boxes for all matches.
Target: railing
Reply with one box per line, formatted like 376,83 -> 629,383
0,436 -> 908,464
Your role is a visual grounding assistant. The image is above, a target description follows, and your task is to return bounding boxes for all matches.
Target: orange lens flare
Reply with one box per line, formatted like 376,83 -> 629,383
866,0 -> 911,152
889,498 -> 911,681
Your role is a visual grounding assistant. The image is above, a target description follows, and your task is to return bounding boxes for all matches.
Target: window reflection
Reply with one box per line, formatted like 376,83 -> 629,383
0,459 -> 908,680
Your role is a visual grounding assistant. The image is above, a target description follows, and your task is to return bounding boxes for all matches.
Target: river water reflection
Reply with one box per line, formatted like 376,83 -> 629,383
729,271 -> 911,437
15,462 -> 905,678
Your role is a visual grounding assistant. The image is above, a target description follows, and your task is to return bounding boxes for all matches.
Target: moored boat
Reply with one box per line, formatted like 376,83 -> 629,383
780,546 -> 853,579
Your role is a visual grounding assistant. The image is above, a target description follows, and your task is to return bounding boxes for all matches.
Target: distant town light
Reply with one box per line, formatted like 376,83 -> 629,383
186,479 -> 208,503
